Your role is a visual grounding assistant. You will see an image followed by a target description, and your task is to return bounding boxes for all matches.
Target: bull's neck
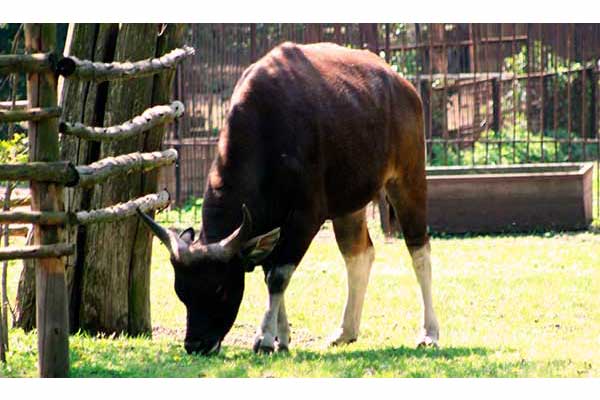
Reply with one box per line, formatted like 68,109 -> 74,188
200,129 -> 260,244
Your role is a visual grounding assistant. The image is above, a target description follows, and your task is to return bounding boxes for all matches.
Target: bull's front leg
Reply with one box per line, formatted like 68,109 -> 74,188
276,297 -> 291,351
253,263 -> 295,353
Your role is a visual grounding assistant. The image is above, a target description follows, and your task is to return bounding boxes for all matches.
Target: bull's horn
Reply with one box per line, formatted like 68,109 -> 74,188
136,208 -> 185,261
188,204 -> 253,261
220,204 -> 253,251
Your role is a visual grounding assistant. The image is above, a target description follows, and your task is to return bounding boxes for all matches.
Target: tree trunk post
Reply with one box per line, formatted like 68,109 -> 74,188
25,23 -> 69,378
14,228 -> 36,332
58,23 -> 119,332
79,24 -> 157,335
129,24 -> 185,335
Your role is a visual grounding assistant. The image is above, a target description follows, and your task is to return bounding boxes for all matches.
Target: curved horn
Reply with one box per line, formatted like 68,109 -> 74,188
220,204 -> 253,250
188,204 -> 253,261
136,207 -> 185,261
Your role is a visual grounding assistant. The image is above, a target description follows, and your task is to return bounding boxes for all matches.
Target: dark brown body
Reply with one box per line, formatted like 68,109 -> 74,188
203,42 -> 428,262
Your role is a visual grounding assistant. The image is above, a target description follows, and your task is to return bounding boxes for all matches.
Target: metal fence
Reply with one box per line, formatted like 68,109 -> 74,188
160,24 -> 374,204
158,23 -> 600,222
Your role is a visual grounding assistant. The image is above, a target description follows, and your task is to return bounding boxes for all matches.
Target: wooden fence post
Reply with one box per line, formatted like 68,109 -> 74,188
420,79 -> 432,140
591,66 -> 598,140
25,23 -> 69,378
250,24 -> 256,63
492,78 -> 502,134
365,23 -> 379,54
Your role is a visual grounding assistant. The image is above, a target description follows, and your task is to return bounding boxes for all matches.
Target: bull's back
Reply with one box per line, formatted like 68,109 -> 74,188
232,42 -> 424,218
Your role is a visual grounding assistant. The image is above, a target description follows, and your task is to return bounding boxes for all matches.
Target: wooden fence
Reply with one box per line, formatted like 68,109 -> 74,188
0,24 -> 193,377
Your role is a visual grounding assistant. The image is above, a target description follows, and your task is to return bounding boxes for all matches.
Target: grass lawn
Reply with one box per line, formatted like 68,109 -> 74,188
1,222 -> 598,378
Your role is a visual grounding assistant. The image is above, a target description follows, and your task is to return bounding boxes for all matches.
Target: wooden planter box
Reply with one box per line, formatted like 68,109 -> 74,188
426,162 -> 594,233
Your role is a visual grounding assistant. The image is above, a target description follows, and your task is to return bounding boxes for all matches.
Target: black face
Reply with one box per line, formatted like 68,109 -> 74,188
136,206 -> 280,356
172,258 -> 245,355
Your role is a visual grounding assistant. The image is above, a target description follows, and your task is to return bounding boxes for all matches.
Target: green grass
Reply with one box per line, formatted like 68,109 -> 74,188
1,227 -> 599,377
155,197 -> 203,229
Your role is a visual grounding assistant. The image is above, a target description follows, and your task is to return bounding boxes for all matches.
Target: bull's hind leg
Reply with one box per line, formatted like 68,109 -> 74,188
385,176 -> 440,348
328,207 -> 375,346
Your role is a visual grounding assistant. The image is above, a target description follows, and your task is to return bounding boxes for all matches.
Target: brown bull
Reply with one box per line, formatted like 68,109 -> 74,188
138,42 -> 439,354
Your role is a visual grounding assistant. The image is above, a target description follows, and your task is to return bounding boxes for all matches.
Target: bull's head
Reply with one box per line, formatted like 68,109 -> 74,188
136,205 -> 280,355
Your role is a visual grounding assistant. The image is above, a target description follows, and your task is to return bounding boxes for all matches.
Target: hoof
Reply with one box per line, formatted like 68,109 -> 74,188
277,344 -> 290,353
253,336 -> 275,354
327,330 -> 357,347
416,336 -> 439,349
274,335 -> 291,352
329,337 -> 356,347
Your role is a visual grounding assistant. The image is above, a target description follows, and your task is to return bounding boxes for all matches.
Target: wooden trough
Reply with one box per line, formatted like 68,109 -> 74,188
426,162 -> 594,233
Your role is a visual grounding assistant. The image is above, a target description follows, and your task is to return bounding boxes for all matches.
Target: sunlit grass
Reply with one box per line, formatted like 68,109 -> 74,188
1,230 -> 599,377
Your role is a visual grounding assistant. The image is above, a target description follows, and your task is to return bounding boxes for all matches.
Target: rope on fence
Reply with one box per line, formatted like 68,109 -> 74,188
0,106 -> 62,123
0,149 -> 177,188
0,52 -> 56,75
76,190 -> 170,225
0,243 -> 74,262
56,45 -> 195,83
0,190 -> 170,227
76,149 -> 178,188
59,101 -> 184,141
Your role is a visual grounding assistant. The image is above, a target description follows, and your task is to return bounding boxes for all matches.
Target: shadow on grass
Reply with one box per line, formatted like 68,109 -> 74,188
65,342 -> 556,378
212,345 -> 503,378
294,344 -> 489,361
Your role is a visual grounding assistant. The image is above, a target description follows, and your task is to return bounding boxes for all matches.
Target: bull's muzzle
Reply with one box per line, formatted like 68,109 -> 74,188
184,337 -> 222,356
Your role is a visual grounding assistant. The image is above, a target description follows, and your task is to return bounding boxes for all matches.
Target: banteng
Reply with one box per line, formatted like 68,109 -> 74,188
137,42 -> 439,355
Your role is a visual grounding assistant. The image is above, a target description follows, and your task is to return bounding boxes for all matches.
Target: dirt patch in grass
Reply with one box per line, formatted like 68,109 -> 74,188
152,326 -> 185,340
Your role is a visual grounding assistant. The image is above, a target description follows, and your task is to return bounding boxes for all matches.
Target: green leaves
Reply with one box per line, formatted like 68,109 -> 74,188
429,126 -> 599,166
0,132 -> 28,165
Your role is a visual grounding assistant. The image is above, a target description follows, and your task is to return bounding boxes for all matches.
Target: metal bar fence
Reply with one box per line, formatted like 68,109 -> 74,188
159,23 -> 600,224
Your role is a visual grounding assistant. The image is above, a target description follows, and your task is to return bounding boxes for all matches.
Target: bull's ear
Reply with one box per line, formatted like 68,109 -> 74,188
240,228 -> 281,266
179,228 -> 195,244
